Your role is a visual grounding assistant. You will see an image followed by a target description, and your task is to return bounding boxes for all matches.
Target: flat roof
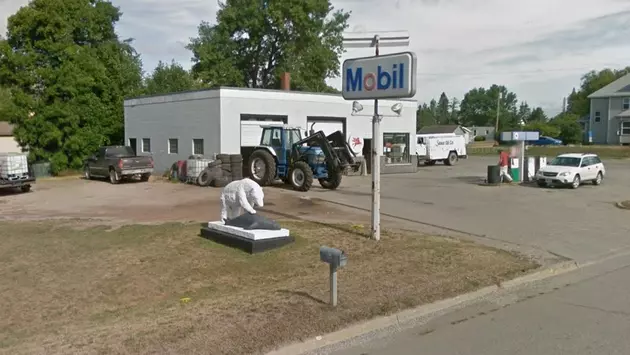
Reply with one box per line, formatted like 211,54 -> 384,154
124,86 -> 418,107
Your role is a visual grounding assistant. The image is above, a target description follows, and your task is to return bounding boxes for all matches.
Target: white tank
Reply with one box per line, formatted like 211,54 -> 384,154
186,157 -> 213,180
0,153 -> 29,180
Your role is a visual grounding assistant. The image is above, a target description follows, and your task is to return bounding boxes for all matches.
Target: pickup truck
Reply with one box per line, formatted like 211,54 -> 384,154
84,145 -> 154,184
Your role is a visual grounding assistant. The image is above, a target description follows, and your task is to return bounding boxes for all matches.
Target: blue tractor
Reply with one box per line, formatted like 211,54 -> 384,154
246,125 -> 358,191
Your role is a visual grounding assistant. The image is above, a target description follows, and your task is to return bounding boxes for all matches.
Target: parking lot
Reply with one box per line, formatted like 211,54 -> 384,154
1,156 -> 629,264
295,156 -> 630,263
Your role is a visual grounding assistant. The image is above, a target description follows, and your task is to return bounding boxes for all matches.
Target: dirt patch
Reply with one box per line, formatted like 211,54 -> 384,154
0,179 -> 369,226
0,220 -> 538,355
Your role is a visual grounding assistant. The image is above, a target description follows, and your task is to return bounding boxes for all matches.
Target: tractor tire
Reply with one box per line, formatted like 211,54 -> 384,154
289,161 -> 314,192
444,151 -> 458,166
208,159 -> 221,168
319,170 -> 343,190
248,150 -> 276,186
216,154 -> 230,163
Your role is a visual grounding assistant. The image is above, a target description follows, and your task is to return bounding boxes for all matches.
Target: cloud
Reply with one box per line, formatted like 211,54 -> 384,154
2,0 -> 630,116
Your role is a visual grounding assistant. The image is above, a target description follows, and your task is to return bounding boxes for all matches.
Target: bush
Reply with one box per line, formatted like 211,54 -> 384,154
474,136 -> 486,142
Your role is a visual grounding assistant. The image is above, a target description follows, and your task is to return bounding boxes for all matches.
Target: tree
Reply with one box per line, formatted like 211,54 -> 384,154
0,0 -> 143,173
459,85 -> 518,129
567,68 -> 630,117
528,107 -> 548,123
0,86 -> 14,121
517,102 -> 531,125
448,97 -> 459,124
523,121 -> 560,138
144,60 -> 198,95
551,113 -> 582,144
416,103 -> 436,130
436,92 -> 449,124
187,0 -> 350,92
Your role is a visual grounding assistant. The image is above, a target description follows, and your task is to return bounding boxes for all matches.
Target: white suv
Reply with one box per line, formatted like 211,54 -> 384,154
535,153 -> 605,189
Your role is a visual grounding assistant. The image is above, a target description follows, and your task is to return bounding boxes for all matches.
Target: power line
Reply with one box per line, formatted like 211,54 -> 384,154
415,64 -> 629,77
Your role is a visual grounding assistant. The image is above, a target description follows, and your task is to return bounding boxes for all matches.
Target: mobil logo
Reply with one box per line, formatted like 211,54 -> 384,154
342,51 -> 417,100
346,63 -> 405,92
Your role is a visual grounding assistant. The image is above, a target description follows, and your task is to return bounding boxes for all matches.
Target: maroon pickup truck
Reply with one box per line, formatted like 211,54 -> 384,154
84,145 -> 154,184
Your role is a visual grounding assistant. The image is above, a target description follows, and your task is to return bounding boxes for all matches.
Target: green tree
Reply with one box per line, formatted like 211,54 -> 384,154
0,86 -> 14,121
144,60 -> 198,95
448,97 -> 459,124
528,107 -> 548,122
436,92 -> 449,124
0,0 -> 143,172
517,102 -> 531,125
459,85 -> 518,129
523,121 -> 560,137
187,0 -> 350,92
567,68 -> 630,117
416,103 -> 436,131
551,113 -> 582,144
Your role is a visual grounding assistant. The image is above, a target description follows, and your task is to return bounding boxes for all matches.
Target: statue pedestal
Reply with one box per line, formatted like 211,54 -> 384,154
201,221 -> 294,254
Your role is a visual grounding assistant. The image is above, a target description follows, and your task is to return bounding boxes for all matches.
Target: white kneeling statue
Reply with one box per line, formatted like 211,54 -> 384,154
220,178 -> 265,222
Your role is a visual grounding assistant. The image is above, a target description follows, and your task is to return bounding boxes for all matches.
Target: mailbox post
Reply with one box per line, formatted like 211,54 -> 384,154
319,246 -> 348,307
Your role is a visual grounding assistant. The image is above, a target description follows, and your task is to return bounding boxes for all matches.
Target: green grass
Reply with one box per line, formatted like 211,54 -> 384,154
468,145 -> 630,159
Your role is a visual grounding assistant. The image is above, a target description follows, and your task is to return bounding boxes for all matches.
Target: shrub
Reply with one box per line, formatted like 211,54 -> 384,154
474,136 -> 486,141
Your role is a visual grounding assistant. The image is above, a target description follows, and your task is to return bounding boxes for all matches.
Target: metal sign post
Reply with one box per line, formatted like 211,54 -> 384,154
342,31 -> 413,241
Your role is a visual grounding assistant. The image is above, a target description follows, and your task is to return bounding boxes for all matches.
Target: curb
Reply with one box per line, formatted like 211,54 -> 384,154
265,260 -> 579,355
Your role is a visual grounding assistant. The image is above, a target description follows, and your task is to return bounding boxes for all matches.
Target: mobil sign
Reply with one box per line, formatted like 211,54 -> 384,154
342,51 -> 417,100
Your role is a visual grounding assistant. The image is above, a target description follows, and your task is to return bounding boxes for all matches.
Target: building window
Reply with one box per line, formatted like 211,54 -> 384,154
168,138 -> 178,154
383,133 -> 410,164
594,112 -> 601,123
142,138 -> 151,153
624,98 -> 630,110
193,139 -> 204,155
622,122 -> 630,135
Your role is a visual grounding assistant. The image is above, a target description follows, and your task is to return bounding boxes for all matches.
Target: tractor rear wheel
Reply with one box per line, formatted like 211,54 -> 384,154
248,150 -> 276,186
289,161 -> 314,192
319,169 -> 342,190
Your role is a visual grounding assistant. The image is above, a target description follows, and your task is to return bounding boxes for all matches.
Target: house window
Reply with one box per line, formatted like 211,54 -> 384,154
594,112 -> 601,123
193,139 -> 204,155
142,138 -> 151,153
168,138 -> 178,154
624,98 -> 630,110
622,122 -> 630,135
383,133 -> 410,164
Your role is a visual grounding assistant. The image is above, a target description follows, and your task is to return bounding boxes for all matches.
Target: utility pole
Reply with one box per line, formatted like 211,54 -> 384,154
495,92 -> 502,143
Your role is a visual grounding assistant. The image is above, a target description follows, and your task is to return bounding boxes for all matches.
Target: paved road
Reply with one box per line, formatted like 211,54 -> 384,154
299,156 -> 630,263
329,250 -> 630,355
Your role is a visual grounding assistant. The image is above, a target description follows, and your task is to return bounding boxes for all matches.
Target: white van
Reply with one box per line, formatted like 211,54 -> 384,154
416,134 -> 467,166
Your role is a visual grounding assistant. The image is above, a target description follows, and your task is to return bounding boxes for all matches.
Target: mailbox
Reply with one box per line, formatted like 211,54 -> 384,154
319,246 -> 347,268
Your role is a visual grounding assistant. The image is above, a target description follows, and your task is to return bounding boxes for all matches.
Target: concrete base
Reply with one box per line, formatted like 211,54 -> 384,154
201,222 -> 294,254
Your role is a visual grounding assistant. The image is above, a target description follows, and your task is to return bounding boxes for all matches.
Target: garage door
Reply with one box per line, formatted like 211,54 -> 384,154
307,120 -> 344,137
241,117 -> 285,147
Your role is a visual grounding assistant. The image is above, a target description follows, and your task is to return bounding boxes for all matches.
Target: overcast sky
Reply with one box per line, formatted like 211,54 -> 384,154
2,0 -> 630,116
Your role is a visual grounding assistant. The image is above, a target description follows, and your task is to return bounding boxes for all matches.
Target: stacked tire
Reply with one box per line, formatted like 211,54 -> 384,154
230,154 -> 243,180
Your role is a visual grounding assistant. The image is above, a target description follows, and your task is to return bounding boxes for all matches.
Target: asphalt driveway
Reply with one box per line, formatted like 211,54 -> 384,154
299,156 -> 630,263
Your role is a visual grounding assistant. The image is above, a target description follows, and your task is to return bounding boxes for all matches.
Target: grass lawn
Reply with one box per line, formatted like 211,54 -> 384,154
0,220 -> 538,355
468,145 -> 630,159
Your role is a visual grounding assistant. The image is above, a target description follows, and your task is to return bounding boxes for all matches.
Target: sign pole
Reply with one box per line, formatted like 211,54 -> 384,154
371,36 -> 381,241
